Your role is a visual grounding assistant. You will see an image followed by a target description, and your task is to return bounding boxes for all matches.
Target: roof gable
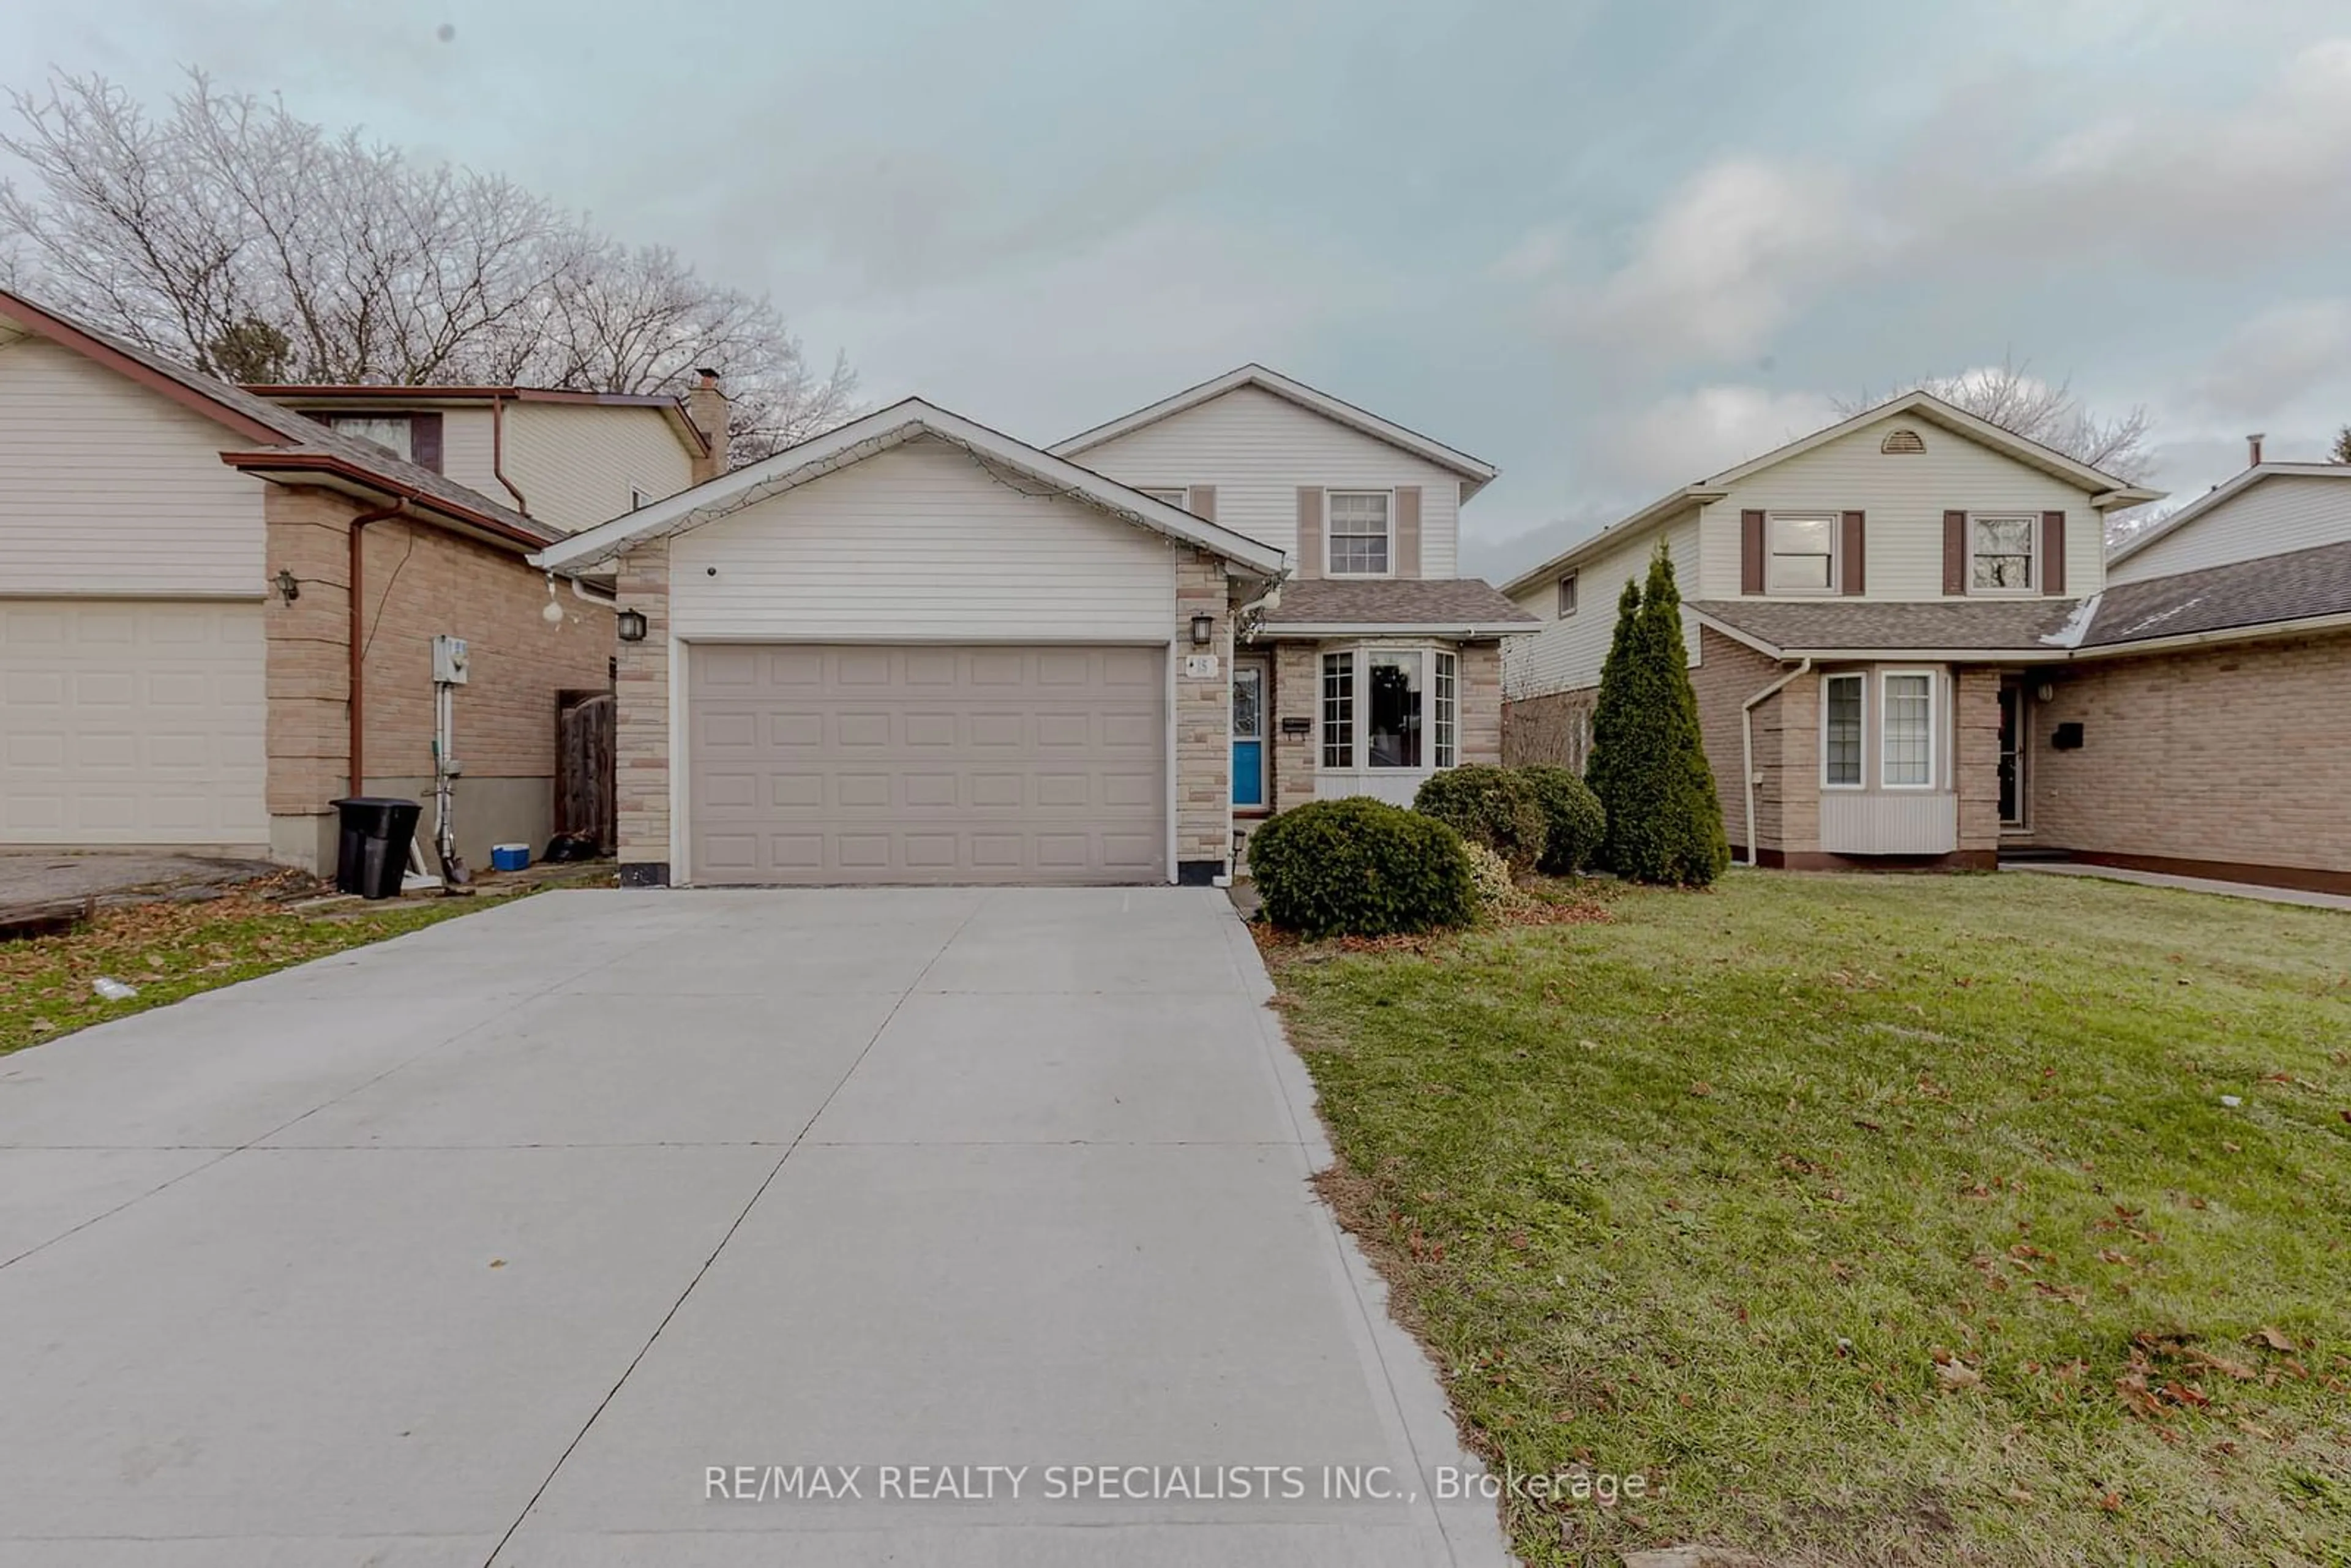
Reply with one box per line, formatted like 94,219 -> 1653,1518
1049,364 -> 1496,495
2106,463 -> 2351,569
532,397 -> 1287,576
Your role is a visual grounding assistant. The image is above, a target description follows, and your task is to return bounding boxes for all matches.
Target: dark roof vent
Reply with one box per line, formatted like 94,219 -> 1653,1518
1880,427 -> 1926,454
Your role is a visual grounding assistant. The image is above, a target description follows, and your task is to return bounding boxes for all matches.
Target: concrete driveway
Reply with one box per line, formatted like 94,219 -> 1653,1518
0,887 -> 1506,1567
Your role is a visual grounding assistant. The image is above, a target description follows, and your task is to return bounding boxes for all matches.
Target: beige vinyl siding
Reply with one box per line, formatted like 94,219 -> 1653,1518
435,407 -> 501,502
669,437 -> 1177,642
1074,384 -> 1462,576
0,599 -> 267,845
2108,475 -> 2351,583
0,336 -> 264,595
503,403 -> 696,534
1695,416 -> 2105,601
1503,512 -> 1700,699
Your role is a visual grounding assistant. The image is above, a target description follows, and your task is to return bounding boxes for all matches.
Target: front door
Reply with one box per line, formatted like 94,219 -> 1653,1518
1232,658 -> 1267,808
1997,680 -> 2025,828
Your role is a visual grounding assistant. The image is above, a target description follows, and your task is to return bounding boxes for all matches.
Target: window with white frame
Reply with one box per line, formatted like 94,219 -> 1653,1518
1970,514 -> 2036,591
1321,653 -> 1354,769
1326,491 -> 1392,576
1768,513 -> 1837,591
1556,571 -> 1578,617
1138,487 -> 1188,508
1319,648 -> 1456,770
1881,671 -> 1935,787
1433,651 -> 1457,767
1823,673 -> 1864,787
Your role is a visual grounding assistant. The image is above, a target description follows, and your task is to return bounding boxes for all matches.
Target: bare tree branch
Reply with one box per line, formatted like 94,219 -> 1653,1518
0,68 -> 857,461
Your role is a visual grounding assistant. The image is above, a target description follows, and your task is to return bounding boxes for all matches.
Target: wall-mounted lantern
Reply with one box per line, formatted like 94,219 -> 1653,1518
1190,613 -> 1215,647
617,608 -> 649,643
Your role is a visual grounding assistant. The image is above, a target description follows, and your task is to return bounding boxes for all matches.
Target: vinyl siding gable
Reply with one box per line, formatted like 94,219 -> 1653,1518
1074,384 -> 1463,577
1695,415 -> 2107,601
2108,475 -> 2351,583
1503,511 -> 1700,699
669,437 -> 1177,641
503,403 -> 697,534
0,336 -> 265,596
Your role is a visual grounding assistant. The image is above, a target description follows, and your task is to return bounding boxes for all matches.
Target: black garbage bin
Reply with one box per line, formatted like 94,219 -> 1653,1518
331,797 -> 423,899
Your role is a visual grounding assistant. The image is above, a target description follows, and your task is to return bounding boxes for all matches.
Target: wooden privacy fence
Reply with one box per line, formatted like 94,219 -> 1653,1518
556,688 -> 617,853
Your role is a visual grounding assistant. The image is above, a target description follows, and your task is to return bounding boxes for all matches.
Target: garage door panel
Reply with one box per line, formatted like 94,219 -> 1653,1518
0,601 -> 265,846
688,644 -> 1167,885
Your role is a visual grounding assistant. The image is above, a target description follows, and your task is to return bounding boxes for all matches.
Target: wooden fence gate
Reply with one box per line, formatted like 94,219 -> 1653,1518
555,688 -> 617,853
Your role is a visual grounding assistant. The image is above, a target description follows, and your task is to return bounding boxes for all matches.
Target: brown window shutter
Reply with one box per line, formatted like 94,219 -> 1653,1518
2041,510 -> 2066,595
1739,509 -> 1765,594
1393,486 -> 1421,578
1840,510 -> 1866,595
1943,511 -> 1969,595
410,412 -> 444,473
1186,484 -> 1216,523
1295,488 -> 1323,580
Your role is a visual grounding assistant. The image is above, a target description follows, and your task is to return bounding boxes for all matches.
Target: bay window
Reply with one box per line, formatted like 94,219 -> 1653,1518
1433,651 -> 1457,768
1321,653 -> 1354,769
1367,652 -> 1423,768
1881,671 -> 1936,788
1319,647 -> 1458,771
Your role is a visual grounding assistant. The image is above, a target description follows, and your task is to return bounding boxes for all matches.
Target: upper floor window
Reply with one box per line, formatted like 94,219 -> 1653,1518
1970,514 -> 2036,591
1556,571 -> 1579,618
1326,490 -> 1392,577
1768,513 -> 1837,593
328,414 -> 415,462
1138,487 -> 1188,508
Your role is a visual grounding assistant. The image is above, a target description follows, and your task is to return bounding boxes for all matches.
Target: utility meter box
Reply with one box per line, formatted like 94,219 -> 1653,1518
432,634 -> 470,685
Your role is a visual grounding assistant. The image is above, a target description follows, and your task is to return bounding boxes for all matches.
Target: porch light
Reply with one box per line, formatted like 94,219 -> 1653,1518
617,608 -> 649,642
1190,613 -> 1215,647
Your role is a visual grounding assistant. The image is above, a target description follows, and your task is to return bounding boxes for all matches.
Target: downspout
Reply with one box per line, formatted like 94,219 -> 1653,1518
347,500 -> 410,797
1739,658 -> 1812,869
491,394 -> 529,514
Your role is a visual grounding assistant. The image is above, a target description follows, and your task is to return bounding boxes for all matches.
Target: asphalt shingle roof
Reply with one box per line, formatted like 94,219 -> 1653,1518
1259,577 -> 1538,629
2083,538 -> 2351,647
1687,598 -> 2082,653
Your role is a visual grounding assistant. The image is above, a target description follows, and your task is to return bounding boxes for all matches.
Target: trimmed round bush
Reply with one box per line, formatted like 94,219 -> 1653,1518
1247,798 -> 1475,939
1519,765 -> 1607,875
1411,764 -> 1548,874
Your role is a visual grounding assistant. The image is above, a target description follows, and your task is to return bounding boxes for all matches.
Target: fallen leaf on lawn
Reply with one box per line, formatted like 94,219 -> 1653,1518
2005,1485 -> 2035,1504
2221,1140 -> 2240,1152
2257,1326 -> 2298,1352
1935,1361 -> 1982,1390
2098,1492 -> 2122,1512
1690,1081 -> 1713,1097
2188,1350 -> 2255,1380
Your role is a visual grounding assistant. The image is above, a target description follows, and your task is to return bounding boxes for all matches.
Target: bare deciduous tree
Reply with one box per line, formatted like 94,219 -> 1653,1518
1839,354 -> 2156,482
0,70 -> 855,463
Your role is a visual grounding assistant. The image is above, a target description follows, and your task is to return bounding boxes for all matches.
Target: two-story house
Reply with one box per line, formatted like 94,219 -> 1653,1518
1500,392 -> 2162,871
531,366 -> 1532,888
0,285 -> 722,875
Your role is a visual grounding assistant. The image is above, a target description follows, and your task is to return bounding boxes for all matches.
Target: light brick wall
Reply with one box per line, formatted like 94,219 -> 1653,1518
261,484 -> 613,824
1954,667 -> 2002,853
1175,550 -> 1234,871
1458,642 -> 1502,764
2033,630 -> 2351,877
1689,626 -> 1798,856
613,538 -> 672,877
1271,642 -> 1319,814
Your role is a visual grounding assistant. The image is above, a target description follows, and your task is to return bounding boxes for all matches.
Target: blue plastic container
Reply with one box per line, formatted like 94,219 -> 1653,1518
490,842 -> 531,872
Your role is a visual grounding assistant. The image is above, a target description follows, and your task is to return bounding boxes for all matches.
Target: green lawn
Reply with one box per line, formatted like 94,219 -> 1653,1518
1263,871 -> 2351,1567
1,874 -> 599,1056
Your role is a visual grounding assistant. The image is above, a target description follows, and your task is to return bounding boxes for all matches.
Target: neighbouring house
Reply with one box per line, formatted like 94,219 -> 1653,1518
1499,391 -> 2164,871
531,367 -> 1532,888
249,380 -> 723,533
0,288 -> 710,874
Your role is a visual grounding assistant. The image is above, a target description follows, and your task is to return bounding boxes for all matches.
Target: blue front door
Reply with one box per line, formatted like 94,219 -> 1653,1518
1232,661 -> 1265,808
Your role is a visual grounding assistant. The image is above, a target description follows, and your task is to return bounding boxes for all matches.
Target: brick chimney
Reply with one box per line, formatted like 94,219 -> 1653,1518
688,368 -> 730,485
2246,432 -> 2265,468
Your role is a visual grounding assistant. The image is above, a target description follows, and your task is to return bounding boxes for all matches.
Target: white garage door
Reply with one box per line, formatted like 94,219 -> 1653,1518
0,600 -> 268,846
688,643 -> 1166,885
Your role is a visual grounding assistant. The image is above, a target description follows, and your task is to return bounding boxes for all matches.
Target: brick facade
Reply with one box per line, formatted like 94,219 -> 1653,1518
1953,667 -> 2003,856
1458,642 -> 1502,765
1174,550 -> 1235,877
2031,629 -> 2351,889
1270,643 -> 1319,814
261,486 -> 614,871
613,538 -> 672,883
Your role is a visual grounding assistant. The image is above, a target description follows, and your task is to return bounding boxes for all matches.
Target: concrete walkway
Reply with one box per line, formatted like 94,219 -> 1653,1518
2002,860 -> 2351,912
0,887 -> 1506,1567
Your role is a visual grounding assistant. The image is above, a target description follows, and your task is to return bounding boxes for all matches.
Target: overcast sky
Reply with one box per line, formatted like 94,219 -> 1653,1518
6,0 -> 2349,580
